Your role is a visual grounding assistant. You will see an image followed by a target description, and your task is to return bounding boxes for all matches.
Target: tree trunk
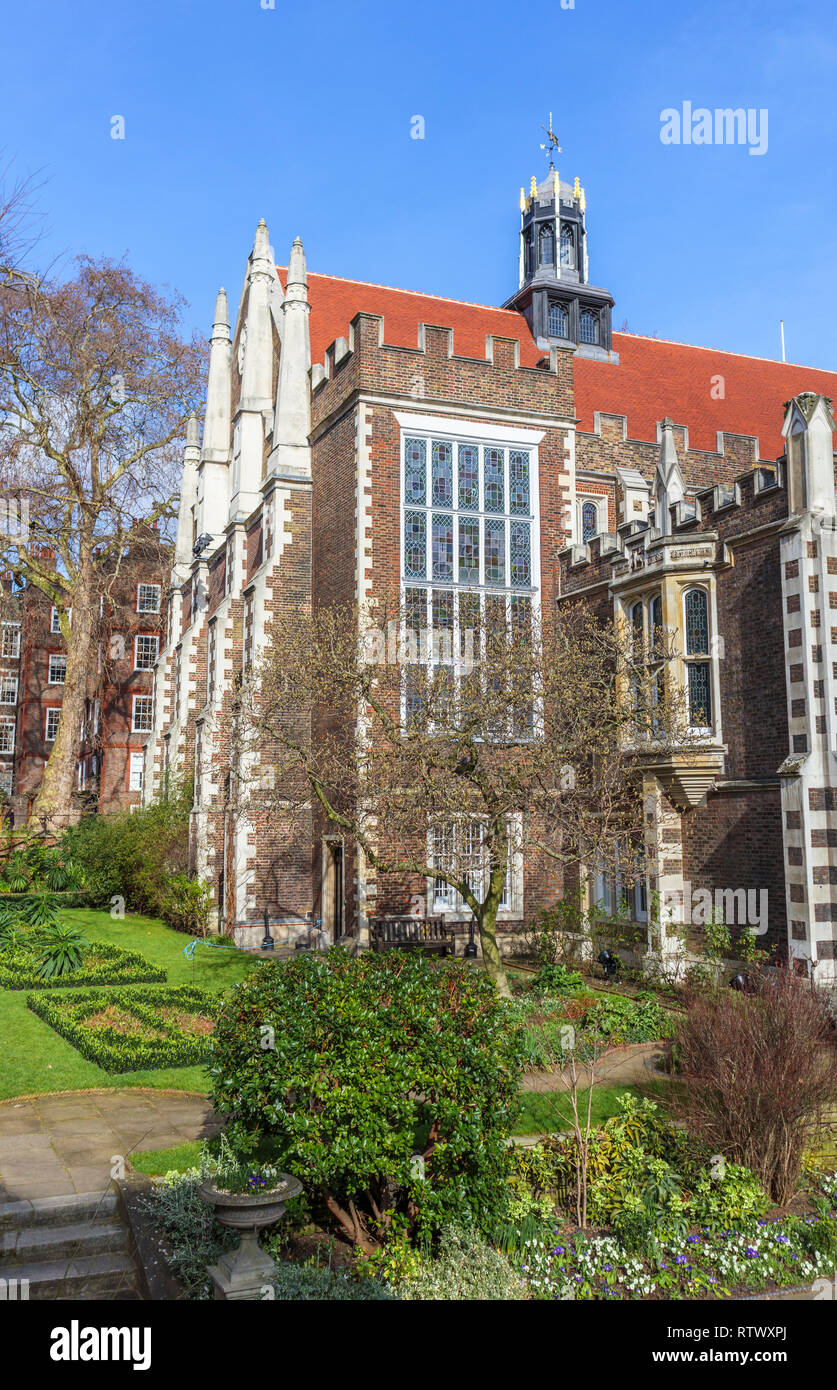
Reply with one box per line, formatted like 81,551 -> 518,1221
30,559 -> 96,833
478,900 -> 512,999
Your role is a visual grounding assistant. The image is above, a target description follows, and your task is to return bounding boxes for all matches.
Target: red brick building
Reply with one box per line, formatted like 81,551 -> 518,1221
145,165 -> 837,982
9,542 -> 167,823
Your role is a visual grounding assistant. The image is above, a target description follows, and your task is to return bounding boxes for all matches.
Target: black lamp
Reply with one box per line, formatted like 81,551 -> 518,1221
261,907 -> 275,952
597,948 -> 619,980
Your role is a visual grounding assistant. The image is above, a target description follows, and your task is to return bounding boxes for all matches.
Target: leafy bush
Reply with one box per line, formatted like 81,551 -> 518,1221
673,968 -> 837,1203
0,842 -> 85,897
60,784 -> 191,915
31,923 -> 89,979
272,1262 -> 396,1301
142,1172 -> 236,1299
27,984 -> 216,1072
0,939 -> 166,990
156,874 -> 214,938
398,1225 -> 525,1301
209,948 -> 525,1251
532,962 -> 584,994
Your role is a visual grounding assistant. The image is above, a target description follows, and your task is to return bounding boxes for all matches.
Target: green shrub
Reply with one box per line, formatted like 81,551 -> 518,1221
26,984 -> 216,1072
209,948 -> 525,1249
142,1172 -> 236,1299
0,940 -> 166,990
398,1225 -> 525,1300
31,923 -> 89,979
60,783 -> 191,914
155,874 -> 214,937
271,1262 -> 396,1301
532,962 -> 584,994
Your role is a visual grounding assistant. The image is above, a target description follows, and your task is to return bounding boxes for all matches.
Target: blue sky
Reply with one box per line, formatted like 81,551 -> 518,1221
3,0 -> 836,366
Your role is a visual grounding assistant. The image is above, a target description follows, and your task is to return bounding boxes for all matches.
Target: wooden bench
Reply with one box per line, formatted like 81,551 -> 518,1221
369,917 -> 454,956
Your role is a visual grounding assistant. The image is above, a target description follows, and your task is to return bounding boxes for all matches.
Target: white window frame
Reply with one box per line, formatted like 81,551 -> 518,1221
134,633 -> 160,671
48,653 -> 67,685
577,496 -> 603,544
50,606 -> 71,634
1,623 -> 20,659
0,764 -> 13,795
682,586 -> 716,736
132,694 -> 154,733
0,717 -> 15,754
44,707 -> 61,741
0,675 -> 18,705
136,583 -> 162,614
427,814 -> 523,917
396,414 -> 543,734
128,750 -> 144,792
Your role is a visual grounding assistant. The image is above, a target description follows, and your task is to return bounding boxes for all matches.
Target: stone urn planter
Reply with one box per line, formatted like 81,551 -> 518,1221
199,1173 -> 303,1300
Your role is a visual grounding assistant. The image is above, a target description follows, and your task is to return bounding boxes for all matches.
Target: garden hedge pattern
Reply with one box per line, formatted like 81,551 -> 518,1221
26,985 -> 217,1073
0,941 -> 167,991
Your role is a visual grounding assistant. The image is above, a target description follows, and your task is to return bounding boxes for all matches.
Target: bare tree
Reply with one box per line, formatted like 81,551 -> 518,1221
242,596 -> 692,995
0,256 -> 206,828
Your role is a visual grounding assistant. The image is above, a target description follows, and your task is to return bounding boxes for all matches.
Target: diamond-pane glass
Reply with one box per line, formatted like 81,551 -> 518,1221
688,661 -> 712,726
431,441 -> 453,507
579,311 -> 599,345
432,514 -> 454,581
484,448 -> 504,512
404,438 -> 426,505
581,501 -> 598,542
485,519 -> 505,585
510,522 -> 531,585
459,518 -> 479,583
458,444 -> 479,510
510,451 -> 530,515
404,511 -> 426,578
685,589 -> 709,655
560,224 -> 574,267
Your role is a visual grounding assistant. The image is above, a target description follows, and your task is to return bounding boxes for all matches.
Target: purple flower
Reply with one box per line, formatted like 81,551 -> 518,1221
745,1248 -> 758,1258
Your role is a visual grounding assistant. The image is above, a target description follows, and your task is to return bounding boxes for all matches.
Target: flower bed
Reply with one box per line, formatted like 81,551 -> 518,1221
26,985 -> 217,1072
519,1213 -> 837,1299
0,940 -> 166,990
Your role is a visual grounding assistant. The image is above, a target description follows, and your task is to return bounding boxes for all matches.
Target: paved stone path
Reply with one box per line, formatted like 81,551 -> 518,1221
520,1040 -> 667,1092
0,1090 -> 221,1202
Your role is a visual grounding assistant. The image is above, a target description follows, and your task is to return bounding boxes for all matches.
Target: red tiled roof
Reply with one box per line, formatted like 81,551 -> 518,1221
286,269 -> 837,458
576,333 -> 837,457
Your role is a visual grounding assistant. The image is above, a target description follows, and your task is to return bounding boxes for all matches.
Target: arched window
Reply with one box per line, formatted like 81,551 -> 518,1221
579,310 -> 599,345
539,224 -> 554,266
560,223 -> 575,267
548,302 -> 568,338
581,500 -> 598,542
683,588 -> 712,728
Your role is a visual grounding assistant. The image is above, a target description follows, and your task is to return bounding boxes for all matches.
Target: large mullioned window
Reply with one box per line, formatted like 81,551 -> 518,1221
401,428 -> 539,717
684,588 -> 712,730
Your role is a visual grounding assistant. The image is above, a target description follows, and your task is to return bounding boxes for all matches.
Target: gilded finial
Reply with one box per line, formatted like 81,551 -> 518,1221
530,175 -> 537,198
573,175 -> 581,200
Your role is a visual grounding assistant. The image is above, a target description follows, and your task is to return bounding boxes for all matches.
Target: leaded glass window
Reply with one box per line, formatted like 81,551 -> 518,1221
484,448 -> 504,513
688,662 -> 712,727
539,224 -> 554,266
432,590 -> 454,664
431,440 -> 453,507
560,224 -> 575,267
581,500 -> 598,542
458,444 -> 479,510
630,601 -> 644,654
510,451 -> 530,514
579,310 -> 599,345
405,511 -> 426,578
510,522 -> 531,585
650,594 -> 663,648
432,514 -> 454,581
548,302 -> 568,337
458,518 -> 479,584
404,437 -> 426,505
485,519 -> 505,585
684,589 -> 709,655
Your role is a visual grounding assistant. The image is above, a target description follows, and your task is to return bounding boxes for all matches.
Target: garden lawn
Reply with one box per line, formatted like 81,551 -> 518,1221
0,909 -> 260,1100
513,1080 -> 672,1136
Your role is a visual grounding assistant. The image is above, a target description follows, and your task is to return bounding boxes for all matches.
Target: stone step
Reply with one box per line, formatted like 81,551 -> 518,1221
0,1218 -> 128,1264
1,1251 -> 139,1300
0,1190 -> 118,1232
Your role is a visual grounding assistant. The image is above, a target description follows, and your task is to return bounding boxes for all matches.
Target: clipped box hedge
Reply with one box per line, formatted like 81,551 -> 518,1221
26,985 -> 217,1073
0,941 -> 167,991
